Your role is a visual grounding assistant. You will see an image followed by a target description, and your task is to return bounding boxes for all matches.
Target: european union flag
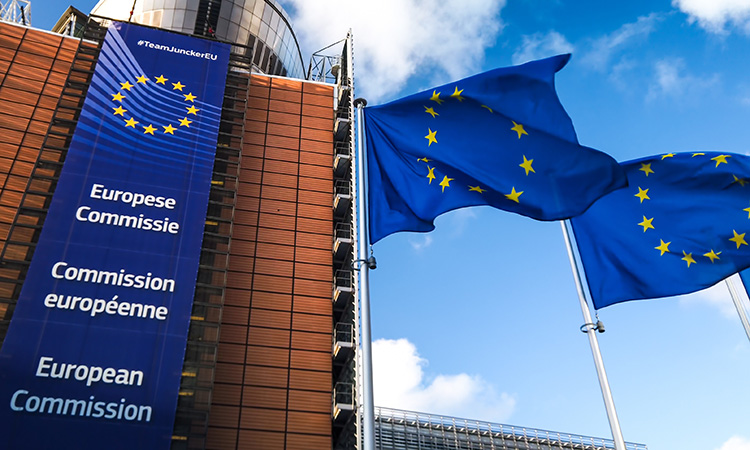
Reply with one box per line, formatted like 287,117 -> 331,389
365,54 -> 627,243
571,152 -> 750,309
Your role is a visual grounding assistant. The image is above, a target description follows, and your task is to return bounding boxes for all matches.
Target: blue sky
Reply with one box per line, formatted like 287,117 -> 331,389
31,1 -> 750,450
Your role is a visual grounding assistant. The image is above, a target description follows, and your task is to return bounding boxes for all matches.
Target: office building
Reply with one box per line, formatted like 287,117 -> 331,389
0,2 -> 646,449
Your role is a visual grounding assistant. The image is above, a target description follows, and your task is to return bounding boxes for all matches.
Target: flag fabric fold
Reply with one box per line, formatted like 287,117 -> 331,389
571,151 -> 750,309
364,54 -> 628,244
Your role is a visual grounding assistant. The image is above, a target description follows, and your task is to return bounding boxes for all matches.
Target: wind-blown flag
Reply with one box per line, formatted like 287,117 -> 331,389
364,54 -> 627,244
571,152 -> 750,309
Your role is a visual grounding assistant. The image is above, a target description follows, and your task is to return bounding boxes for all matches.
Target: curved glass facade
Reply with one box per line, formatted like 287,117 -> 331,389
89,0 -> 305,78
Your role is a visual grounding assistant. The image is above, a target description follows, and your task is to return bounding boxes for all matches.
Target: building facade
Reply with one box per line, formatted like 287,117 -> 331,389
89,0 -> 305,78
0,3 -> 358,448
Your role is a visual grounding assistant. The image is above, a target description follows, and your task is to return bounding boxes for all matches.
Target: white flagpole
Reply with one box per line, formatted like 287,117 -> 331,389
560,220 -> 627,450
724,274 -> 750,343
353,98 -> 376,450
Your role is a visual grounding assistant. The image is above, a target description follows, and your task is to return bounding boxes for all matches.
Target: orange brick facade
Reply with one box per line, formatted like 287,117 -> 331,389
206,76 -> 334,449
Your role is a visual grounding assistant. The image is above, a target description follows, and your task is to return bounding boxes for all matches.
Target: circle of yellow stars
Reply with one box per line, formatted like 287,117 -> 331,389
635,152 -> 749,268
417,86 -> 534,204
111,74 -> 200,136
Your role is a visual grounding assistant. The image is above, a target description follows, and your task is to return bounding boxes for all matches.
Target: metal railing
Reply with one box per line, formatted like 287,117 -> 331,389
374,407 -> 649,450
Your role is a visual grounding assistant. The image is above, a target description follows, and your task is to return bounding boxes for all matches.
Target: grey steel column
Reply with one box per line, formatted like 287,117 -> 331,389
354,98 -> 376,450
560,220 -> 627,450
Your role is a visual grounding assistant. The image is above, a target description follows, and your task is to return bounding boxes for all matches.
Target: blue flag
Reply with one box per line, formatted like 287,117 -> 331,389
571,152 -> 750,309
365,54 -> 627,243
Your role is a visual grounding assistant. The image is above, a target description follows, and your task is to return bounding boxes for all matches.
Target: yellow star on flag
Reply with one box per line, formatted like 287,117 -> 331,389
505,187 -> 523,203
730,229 -> 748,249
120,81 -> 134,91
429,90 -> 444,105
136,75 -> 149,84
184,92 -> 197,102
692,152 -> 705,157
125,117 -> 138,128
424,106 -> 438,118
179,117 -> 192,127
163,124 -> 176,135
439,175 -> 453,193
481,105 -> 493,113
112,106 -> 127,116
417,157 -> 431,163
638,216 -> 654,232
661,153 -> 674,159
186,105 -> 200,115
519,155 -> 535,175
450,87 -> 464,101
425,128 -> 437,146
635,187 -> 650,203
143,124 -> 157,135
734,175 -> 748,187
655,239 -> 671,255
681,251 -> 696,267
112,92 -> 125,102
154,75 -> 168,84
711,154 -> 731,167
469,186 -> 486,193
704,249 -> 721,263
639,163 -> 654,176
511,121 -> 527,139
426,166 -> 436,184
172,81 -> 185,91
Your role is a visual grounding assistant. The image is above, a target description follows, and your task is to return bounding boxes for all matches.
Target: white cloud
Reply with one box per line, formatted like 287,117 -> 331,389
673,0 -> 750,34
409,235 -> 433,251
679,282 -> 737,318
373,338 -> 516,421
512,31 -> 574,65
582,14 -> 661,71
714,435 -> 750,450
646,57 -> 720,101
286,0 -> 506,103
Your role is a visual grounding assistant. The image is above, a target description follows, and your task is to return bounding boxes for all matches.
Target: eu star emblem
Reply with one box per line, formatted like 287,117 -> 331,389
364,54 -> 627,244
571,152 -> 750,308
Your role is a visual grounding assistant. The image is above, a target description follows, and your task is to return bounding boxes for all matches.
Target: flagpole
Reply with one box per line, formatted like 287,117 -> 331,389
354,98 -> 376,450
724,275 -> 750,343
560,220 -> 627,450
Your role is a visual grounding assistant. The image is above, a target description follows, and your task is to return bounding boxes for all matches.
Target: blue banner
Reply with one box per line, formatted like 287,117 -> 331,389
0,22 -> 230,448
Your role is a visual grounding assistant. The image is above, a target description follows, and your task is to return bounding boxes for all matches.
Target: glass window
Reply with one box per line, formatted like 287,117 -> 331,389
173,7 -> 186,29
253,43 -> 264,66
259,21 -> 269,41
230,4 -> 242,24
261,45 -> 270,71
226,22 -> 239,42
184,9 -> 197,31
240,5 -> 253,29
253,0 -> 264,17
261,4 -> 273,24
160,8 -> 173,27
246,35 -> 256,56
250,15 -> 261,34
269,11 -> 280,31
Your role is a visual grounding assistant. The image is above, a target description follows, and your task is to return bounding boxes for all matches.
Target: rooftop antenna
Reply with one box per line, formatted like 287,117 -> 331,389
0,0 -> 31,26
